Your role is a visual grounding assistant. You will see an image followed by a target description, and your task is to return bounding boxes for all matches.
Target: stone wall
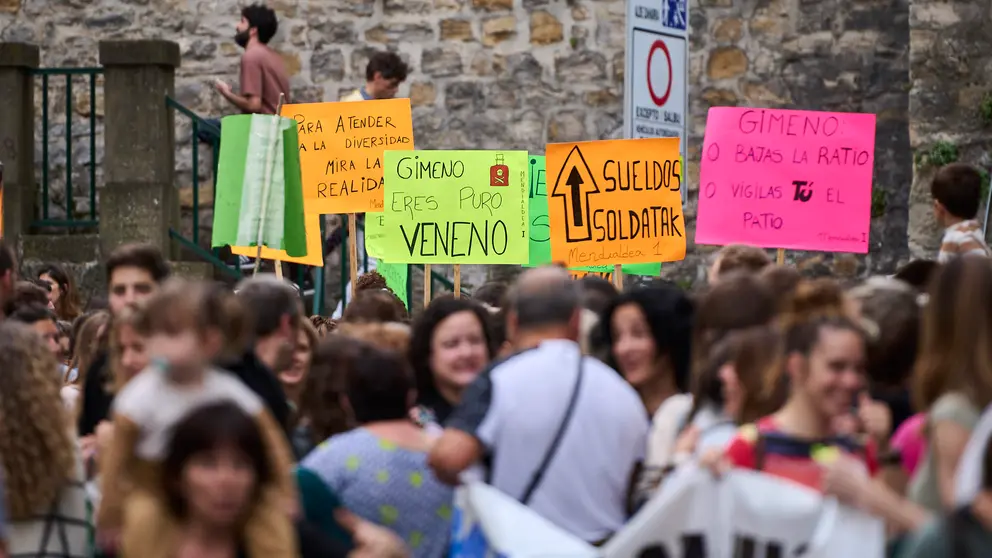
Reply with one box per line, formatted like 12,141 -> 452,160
907,0 -> 992,258
1,0 -> 919,290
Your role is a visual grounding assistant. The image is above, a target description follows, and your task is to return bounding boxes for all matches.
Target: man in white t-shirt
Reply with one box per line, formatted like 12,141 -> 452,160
429,266 -> 648,543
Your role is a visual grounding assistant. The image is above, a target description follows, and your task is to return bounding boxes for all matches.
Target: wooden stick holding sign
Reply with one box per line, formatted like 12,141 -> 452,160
274,261 -> 283,279
613,264 -> 623,291
776,248 -> 785,265
423,264 -> 432,308
253,93 -> 286,276
348,214 -> 358,298
453,265 -> 461,298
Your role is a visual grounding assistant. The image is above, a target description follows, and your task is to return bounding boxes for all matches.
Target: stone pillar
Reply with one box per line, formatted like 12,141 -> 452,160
907,0 -> 992,258
98,40 -> 180,257
0,43 -> 40,242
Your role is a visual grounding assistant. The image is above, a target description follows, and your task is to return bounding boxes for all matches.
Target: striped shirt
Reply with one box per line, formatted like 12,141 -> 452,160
938,219 -> 991,263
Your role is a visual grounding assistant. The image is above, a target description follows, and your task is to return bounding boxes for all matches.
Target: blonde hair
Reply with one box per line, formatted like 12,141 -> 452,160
0,322 -> 75,519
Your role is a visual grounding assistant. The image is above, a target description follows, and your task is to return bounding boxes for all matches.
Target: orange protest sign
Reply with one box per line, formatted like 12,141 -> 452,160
282,98 -> 414,214
231,212 -> 323,266
547,138 -> 686,267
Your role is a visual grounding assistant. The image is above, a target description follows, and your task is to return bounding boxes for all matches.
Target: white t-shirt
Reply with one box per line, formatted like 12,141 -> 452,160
447,339 -> 648,542
955,403 -> 992,504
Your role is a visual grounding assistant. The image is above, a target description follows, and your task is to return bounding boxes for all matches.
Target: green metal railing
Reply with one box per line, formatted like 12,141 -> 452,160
31,67 -> 102,229
164,98 -> 326,314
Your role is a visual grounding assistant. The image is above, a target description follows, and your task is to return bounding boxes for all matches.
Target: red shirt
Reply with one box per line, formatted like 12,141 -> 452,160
724,417 -> 878,491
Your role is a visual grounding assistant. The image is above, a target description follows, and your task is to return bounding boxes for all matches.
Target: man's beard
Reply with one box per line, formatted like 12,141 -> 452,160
234,30 -> 250,49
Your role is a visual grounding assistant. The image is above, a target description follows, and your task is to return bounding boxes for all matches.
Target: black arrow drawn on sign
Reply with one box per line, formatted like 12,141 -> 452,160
567,167 -> 584,226
551,145 -> 600,243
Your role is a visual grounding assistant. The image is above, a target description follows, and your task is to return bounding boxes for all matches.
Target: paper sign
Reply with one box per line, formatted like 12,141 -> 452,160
378,262 -> 409,309
282,98 -> 414,214
231,212 -> 323,266
375,150 -> 530,265
528,156 -> 662,276
696,107 -> 876,253
547,138 -> 686,267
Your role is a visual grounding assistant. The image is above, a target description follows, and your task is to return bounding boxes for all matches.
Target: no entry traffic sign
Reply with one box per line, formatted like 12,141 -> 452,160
646,40 -> 673,107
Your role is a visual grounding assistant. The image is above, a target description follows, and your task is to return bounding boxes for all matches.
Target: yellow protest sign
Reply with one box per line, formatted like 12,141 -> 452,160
547,138 -> 686,267
231,212 -> 323,266
375,150 -> 530,264
282,98 -> 414,214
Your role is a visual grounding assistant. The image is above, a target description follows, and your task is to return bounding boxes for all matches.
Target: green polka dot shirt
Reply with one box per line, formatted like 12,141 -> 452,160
301,428 -> 454,558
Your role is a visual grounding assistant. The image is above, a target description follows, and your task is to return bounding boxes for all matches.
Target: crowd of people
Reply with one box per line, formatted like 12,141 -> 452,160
3,1 -> 992,556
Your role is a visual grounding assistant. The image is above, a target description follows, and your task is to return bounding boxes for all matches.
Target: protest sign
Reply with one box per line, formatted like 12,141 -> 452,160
378,261 -> 409,309
374,150 -> 529,265
449,483 -> 598,558
547,138 -> 686,267
282,98 -> 414,214
696,107 -> 876,253
213,114 -> 309,261
528,155 -> 662,276
230,212 -> 323,266
604,467 -> 885,558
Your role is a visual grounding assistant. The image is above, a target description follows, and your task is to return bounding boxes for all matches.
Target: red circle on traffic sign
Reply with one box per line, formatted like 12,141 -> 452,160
647,40 -> 673,107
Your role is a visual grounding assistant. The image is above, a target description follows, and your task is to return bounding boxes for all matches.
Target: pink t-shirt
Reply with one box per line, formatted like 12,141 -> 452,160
890,413 -> 927,476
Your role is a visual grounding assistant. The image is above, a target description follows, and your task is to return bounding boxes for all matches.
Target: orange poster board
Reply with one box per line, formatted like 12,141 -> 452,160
231,212 -> 323,266
547,138 -> 686,267
282,98 -> 414,214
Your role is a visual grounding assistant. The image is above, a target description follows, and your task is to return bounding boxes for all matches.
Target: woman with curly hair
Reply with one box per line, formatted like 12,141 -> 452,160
0,321 -> 89,556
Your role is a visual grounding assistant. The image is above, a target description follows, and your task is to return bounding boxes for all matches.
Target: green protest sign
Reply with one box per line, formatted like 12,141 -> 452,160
375,150 -> 530,264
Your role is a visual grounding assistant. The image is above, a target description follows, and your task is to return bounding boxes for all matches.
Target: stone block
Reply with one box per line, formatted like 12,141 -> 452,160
530,11 -> 564,45
712,18 -> 743,43
482,16 -> 517,46
486,80 -> 518,109
472,0 -> 512,11
422,47 -> 464,77
308,19 -> 357,44
0,0 -> 20,13
409,82 -> 437,107
547,110 -> 587,142
385,0 -> 432,14
310,45 -> 346,83
706,47 -> 748,80
554,50 -> 607,82
440,19 -> 475,41
365,23 -> 435,44
444,81 -> 485,111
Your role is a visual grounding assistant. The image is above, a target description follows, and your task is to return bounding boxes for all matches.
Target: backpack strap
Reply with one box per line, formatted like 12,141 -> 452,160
948,505 -> 974,558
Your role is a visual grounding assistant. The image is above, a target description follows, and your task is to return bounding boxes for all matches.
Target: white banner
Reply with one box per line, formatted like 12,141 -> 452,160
450,467 -> 885,558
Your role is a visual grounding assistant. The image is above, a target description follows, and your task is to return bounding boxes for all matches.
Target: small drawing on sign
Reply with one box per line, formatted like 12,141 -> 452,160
490,154 -> 509,187
551,146 -> 600,243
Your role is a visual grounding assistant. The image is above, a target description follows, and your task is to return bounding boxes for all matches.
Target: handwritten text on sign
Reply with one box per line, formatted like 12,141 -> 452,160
696,107 -> 876,253
528,156 -> 661,275
547,138 -> 686,267
376,150 -> 529,264
282,98 -> 414,214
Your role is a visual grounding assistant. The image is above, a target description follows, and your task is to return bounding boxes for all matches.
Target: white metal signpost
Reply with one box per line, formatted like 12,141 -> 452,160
624,0 -> 689,199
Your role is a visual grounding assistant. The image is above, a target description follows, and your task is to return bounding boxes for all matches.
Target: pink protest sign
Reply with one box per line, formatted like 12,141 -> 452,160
696,107 -> 876,253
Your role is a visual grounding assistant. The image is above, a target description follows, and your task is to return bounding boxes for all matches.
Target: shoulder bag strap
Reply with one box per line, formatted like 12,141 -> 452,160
753,431 -> 767,472
519,354 -> 585,505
